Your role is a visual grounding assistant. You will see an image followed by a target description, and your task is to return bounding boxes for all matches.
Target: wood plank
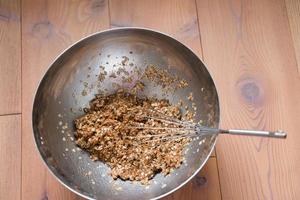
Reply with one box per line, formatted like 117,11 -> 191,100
22,0 -> 109,199
196,0 -> 300,199
109,0 -> 217,157
109,0 -> 220,197
0,0 -> 21,115
0,115 -> 21,200
163,158 -> 221,200
285,0 -> 300,74
109,0 -> 202,59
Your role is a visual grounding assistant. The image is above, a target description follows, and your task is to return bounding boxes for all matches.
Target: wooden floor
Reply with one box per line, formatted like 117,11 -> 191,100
0,0 -> 299,199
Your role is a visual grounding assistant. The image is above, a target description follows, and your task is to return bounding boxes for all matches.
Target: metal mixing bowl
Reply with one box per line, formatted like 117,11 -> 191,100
32,28 -> 219,200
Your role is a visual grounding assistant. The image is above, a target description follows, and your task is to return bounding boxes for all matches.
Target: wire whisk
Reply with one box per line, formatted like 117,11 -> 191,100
127,110 -> 287,143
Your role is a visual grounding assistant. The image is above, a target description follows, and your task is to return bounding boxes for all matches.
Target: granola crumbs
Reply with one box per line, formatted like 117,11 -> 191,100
109,72 -> 117,78
131,81 -> 145,94
143,65 -> 189,91
81,90 -> 88,96
98,71 -> 107,82
143,65 -> 176,88
122,77 -> 133,84
121,56 -> 129,66
187,92 -> 194,101
177,80 -> 189,89
98,66 -> 107,82
116,67 -> 130,76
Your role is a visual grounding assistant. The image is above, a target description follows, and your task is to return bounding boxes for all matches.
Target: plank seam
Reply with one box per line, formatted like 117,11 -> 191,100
283,0 -> 300,76
0,113 -> 21,117
214,146 -> 223,200
108,0 -> 112,28
194,0 -> 223,199
20,0 -> 23,199
194,0 -> 204,60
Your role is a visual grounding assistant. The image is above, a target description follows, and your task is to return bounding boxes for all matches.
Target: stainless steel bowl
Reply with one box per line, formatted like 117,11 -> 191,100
32,28 -> 219,200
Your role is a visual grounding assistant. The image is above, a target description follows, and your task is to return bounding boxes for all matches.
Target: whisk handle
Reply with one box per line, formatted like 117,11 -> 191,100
220,129 -> 287,138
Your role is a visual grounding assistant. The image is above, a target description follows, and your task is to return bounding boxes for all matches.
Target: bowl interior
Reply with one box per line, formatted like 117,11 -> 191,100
33,28 -> 219,200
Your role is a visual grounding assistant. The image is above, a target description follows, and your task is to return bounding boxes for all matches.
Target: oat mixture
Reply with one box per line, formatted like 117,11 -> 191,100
74,90 -> 190,184
143,65 -> 189,90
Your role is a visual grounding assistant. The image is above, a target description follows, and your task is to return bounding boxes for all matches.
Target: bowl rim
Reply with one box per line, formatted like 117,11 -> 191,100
32,27 -> 220,200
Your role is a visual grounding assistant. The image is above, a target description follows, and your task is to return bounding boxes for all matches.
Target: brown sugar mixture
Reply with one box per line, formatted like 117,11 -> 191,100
74,90 -> 190,184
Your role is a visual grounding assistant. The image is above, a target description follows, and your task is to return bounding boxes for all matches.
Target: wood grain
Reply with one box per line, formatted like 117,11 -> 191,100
21,0 -> 109,199
0,115 -> 21,200
285,0 -> 300,74
109,0 -> 202,58
109,0 -> 220,198
196,0 -> 300,199
0,0 -> 21,115
163,158 -> 221,200
17,0 -> 300,199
